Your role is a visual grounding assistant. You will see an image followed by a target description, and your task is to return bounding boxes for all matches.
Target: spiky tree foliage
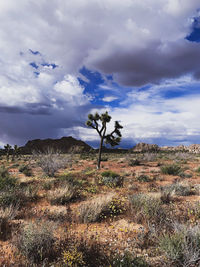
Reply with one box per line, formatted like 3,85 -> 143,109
86,111 -> 123,169
13,145 -> 20,160
4,144 -> 12,161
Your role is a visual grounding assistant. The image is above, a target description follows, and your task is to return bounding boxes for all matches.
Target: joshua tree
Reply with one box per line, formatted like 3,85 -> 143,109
86,111 -> 123,169
12,145 -> 20,160
4,144 -> 12,161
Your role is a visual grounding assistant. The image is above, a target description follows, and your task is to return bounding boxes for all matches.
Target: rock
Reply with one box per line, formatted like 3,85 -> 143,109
132,142 -> 160,152
188,144 -> 200,153
20,136 -> 92,154
160,145 -> 188,152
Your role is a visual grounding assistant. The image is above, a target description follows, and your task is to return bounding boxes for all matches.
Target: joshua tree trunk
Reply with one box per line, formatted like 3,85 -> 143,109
97,136 -> 104,169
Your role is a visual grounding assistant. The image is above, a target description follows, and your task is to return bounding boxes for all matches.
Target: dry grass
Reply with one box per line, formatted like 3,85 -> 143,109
78,193 -> 115,223
47,183 -> 79,205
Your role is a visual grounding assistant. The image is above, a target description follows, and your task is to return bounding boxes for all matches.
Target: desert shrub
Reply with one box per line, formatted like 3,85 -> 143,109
19,164 -> 33,177
179,172 -> 192,179
0,168 -> 17,191
78,194 -> 115,223
161,183 -> 192,197
23,184 -> 38,201
159,231 -> 184,262
0,205 -> 16,240
101,156 -> 108,161
142,152 -> 157,162
160,190 -> 172,204
47,183 -> 79,205
0,166 -> 10,178
42,180 -> 55,190
100,171 -> 124,187
128,158 -> 140,166
85,185 -> 98,194
0,185 -> 38,208
136,174 -> 151,182
159,224 -> 200,266
100,197 -> 127,220
17,221 -> 56,263
62,247 -> 85,266
33,148 -> 71,177
60,233 -> 110,267
161,164 -> 182,175
129,194 -> 167,226
112,251 -> 148,267
58,173 -> 87,188
196,167 -> 200,173
83,167 -> 96,176
0,189 -> 20,207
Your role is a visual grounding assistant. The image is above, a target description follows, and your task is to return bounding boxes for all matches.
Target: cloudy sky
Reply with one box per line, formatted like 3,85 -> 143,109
1,0 -> 200,148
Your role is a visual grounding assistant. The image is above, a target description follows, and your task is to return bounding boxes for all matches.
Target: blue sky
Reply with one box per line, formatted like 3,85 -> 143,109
0,0 -> 200,148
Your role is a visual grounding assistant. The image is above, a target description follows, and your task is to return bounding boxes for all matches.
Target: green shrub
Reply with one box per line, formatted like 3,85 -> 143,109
129,194 -> 167,226
101,157 -> 108,161
112,251 -> 148,267
0,167 -> 17,191
136,174 -> 151,182
159,224 -> 200,266
0,185 -> 38,208
179,172 -> 192,179
161,164 -> 182,175
0,166 -> 10,178
196,167 -> 200,173
128,159 -> 140,166
159,232 -> 184,262
101,171 -> 123,187
58,173 -> 85,187
42,180 -> 55,191
0,205 -> 16,240
17,221 -> 56,263
19,165 -> 33,177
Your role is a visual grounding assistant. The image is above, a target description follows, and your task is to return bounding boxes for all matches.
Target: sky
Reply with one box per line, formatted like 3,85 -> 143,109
1,0 -> 200,148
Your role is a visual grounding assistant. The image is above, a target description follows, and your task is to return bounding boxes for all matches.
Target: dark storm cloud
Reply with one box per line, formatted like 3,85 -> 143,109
0,104 -> 52,115
88,40 -> 200,86
0,103 -> 93,146
1,0 -> 200,146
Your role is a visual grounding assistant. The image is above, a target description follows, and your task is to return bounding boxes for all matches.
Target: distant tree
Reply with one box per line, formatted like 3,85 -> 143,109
86,111 -> 123,169
4,144 -> 12,161
13,145 -> 20,160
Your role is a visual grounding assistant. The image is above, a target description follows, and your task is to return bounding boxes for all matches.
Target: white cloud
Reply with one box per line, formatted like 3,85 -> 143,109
110,81 -> 200,145
0,0 -> 200,145
102,96 -> 118,102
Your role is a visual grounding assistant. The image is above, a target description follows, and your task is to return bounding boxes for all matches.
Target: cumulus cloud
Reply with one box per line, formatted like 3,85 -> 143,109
109,76 -> 200,146
1,0 -> 200,84
0,0 -> 200,145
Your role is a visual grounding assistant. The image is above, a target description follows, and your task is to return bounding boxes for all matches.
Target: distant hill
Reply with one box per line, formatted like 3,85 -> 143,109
20,136 -> 93,154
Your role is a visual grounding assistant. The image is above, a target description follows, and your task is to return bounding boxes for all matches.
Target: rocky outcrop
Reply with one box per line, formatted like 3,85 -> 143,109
132,142 -> 160,152
132,143 -> 200,153
160,145 -> 188,152
188,144 -> 200,153
20,136 -> 93,154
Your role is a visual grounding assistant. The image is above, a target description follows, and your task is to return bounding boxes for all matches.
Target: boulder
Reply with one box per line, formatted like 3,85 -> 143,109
132,142 -> 160,152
